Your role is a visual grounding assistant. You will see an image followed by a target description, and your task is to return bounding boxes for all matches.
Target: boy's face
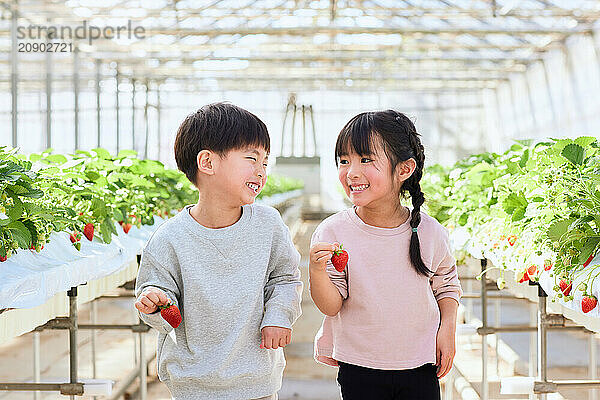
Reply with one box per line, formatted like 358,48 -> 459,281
214,146 -> 269,206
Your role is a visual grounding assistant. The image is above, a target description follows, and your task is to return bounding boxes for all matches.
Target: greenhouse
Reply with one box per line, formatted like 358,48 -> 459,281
2,1 -> 600,399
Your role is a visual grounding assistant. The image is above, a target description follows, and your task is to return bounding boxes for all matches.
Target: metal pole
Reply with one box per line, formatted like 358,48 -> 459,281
10,0 -> 18,148
96,60 -> 101,148
495,297 -> 500,377
73,45 -> 79,151
530,302 -> 537,400
144,80 -> 149,159
301,105 -> 306,157
290,104 -> 297,157
523,71 -> 539,134
590,333 -> 598,400
67,287 -> 78,400
309,105 -> 317,156
563,42 -> 589,135
131,78 -> 136,153
481,258 -> 488,400
45,21 -> 52,150
508,78 -> 522,138
156,83 -> 161,161
115,65 -> 120,154
280,102 -> 291,156
33,331 -> 40,400
538,285 -> 548,400
539,59 -> 559,135
91,300 -> 98,400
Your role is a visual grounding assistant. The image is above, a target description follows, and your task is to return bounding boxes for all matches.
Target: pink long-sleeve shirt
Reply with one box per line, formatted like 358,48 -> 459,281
311,206 -> 462,370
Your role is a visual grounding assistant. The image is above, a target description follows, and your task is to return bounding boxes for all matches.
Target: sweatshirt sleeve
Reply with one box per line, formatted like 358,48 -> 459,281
310,227 -> 348,300
135,249 -> 182,334
430,227 -> 463,303
260,215 -> 303,330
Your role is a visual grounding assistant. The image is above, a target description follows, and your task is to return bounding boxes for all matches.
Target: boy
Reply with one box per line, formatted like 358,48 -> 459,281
134,102 -> 303,400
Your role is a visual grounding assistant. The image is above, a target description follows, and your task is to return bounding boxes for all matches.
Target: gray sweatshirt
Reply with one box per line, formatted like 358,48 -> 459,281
135,203 -> 303,400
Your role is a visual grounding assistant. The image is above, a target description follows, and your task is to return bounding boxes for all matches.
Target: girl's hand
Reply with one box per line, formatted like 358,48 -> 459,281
135,287 -> 170,314
309,242 -> 338,273
435,323 -> 456,378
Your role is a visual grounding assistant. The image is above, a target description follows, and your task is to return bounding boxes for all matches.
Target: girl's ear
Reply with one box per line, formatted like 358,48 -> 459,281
197,150 -> 216,176
397,158 -> 417,182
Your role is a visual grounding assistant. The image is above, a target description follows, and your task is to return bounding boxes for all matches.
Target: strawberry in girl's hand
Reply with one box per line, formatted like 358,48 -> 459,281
83,223 -> 94,241
582,295 -> 597,313
160,303 -> 182,328
331,244 -> 349,272
559,279 -> 572,296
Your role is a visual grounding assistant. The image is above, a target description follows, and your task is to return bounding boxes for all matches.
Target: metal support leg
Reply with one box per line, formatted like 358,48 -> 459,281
45,22 -> 52,150
530,302 -> 537,400
481,258 -> 488,400
537,284 -> 548,400
91,300 -> 98,400
33,331 -> 40,400
590,333 -> 597,400
131,78 -> 136,153
494,297 -> 500,377
67,287 -> 78,400
143,80 -> 149,159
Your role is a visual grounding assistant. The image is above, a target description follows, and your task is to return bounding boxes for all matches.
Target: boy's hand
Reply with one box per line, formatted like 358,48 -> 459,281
309,242 -> 339,273
135,287 -> 170,314
260,326 -> 291,349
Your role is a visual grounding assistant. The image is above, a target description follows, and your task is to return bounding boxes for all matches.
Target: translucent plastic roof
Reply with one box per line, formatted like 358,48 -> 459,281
1,0 -> 599,92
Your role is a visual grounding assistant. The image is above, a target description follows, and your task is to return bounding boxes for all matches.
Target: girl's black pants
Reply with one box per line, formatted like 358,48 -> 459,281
337,361 -> 441,400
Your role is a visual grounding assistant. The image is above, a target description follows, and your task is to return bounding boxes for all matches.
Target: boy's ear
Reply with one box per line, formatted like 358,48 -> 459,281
197,150 -> 216,176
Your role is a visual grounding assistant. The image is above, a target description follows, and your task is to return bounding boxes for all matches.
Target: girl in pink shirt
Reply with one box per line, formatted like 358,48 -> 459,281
309,110 -> 462,400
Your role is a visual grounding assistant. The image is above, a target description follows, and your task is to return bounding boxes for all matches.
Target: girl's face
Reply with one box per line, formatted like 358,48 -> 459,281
337,139 -> 400,208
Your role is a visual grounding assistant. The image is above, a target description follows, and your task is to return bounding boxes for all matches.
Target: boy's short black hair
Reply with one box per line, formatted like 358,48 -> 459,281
174,102 -> 270,185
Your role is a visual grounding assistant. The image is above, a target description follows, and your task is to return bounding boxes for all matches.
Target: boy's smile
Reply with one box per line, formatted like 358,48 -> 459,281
216,146 -> 269,205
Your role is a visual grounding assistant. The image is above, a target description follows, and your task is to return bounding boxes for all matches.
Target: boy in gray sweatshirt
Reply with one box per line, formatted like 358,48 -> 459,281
134,103 -> 303,400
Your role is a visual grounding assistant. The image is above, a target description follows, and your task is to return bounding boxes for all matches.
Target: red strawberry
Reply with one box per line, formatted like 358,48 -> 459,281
331,244 -> 349,272
518,271 -> 529,283
0,256 -> 6,262
582,295 -> 597,313
122,223 -> 132,234
527,265 -> 538,280
118,220 -> 124,226
83,223 -> 94,241
160,303 -> 182,328
69,231 -> 81,243
559,279 -> 572,296
507,235 -> 517,246
583,253 -> 595,268
544,261 -> 553,271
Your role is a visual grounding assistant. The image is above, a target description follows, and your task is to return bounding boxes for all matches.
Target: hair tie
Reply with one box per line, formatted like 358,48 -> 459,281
412,227 -> 418,233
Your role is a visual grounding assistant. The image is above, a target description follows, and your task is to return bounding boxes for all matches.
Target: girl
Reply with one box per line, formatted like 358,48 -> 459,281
309,110 -> 462,400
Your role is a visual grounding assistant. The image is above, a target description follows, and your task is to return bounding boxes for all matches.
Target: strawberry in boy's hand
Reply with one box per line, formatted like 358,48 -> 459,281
160,302 -> 182,328
331,244 -> 349,272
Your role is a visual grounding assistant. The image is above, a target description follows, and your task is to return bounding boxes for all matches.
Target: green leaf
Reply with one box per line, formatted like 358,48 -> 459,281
503,192 -> 528,214
561,143 -> 585,165
519,149 -> 529,168
547,219 -> 575,243
574,137 -> 597,148
92,148 -> 112,160
579,237 -> 600,264
100,217 -> 113,243
22,219 -> 38,245
512,207 -> 526,221
7,220 -> 32,247
45,154 -> 68,164
7,199 -> 23,220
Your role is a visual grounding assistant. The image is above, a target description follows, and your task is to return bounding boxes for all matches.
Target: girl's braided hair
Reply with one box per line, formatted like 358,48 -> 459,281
334,110 -> 432,277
